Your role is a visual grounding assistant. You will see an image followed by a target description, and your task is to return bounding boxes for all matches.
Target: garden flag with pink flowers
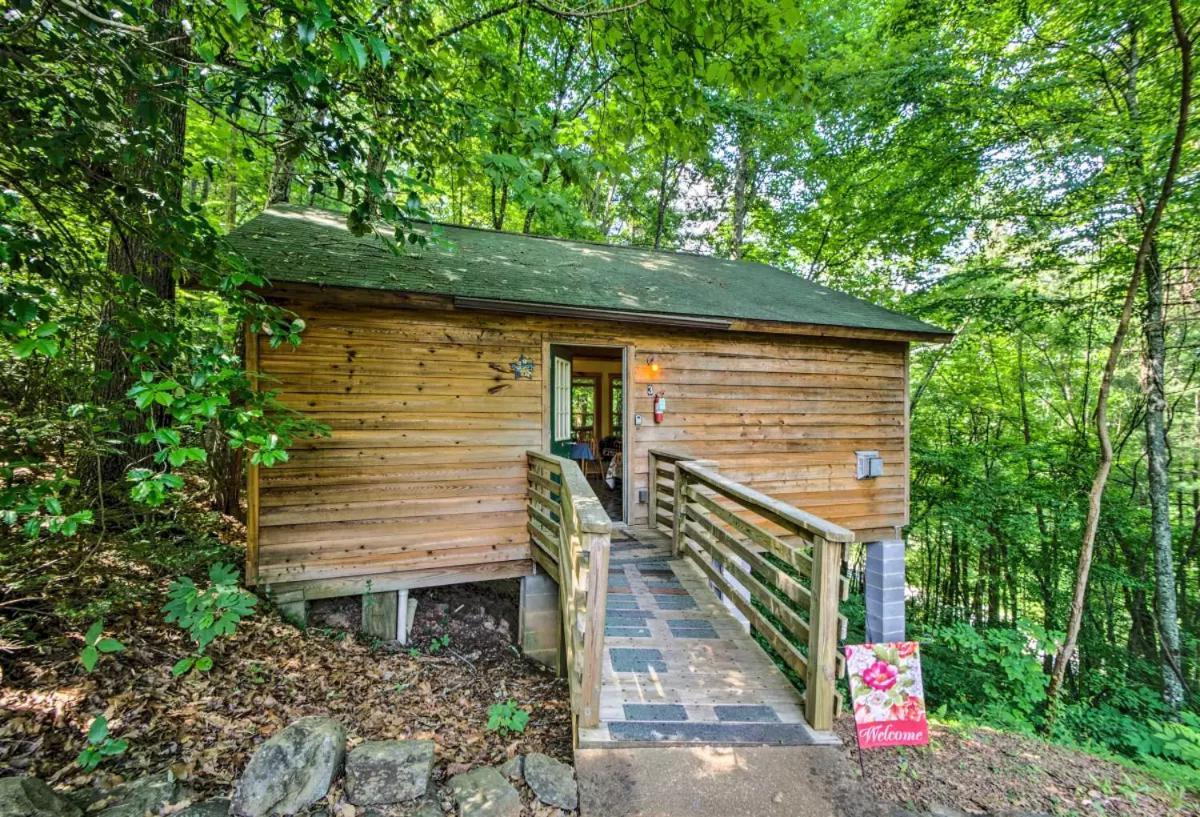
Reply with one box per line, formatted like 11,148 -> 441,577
844,642 -> 930,749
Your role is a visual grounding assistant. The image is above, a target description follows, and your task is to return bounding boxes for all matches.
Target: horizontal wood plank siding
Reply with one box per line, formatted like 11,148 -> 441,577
255,303 -> 544,584
252,296 -> 908,587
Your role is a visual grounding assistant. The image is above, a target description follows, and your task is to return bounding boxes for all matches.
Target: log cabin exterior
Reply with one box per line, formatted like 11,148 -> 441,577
229,206 -> 950,672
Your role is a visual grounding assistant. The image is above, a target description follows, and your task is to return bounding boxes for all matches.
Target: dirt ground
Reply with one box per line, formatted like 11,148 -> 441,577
834,717 -> 1197,816
0,569 -> 570,800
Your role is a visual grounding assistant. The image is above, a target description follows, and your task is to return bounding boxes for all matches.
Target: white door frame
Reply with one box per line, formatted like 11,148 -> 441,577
544,339 -> 632,526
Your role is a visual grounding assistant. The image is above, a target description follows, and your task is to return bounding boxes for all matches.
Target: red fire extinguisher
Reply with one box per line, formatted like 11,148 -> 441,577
653,391 -> 666,424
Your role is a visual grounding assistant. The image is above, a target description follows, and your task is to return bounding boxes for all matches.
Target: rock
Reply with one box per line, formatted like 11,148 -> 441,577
175,800 -> 231,817
446,768 -> 520,817
344,740 -> 434,805
928,806 -> 968,817
405,801 -> 443,817
94,773 -> 187,817
522,753 -> 577,811
497,756 -> 523,782
0,778 -> 83,817
231,716 -> 346,817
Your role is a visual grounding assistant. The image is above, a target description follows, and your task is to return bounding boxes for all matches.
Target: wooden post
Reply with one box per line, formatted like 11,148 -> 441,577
647,450 -> 659,530
243,322 -> 259,586
806,535 -> 843,731
362,590 -> 399,641
578,531 -> 610,728
671,463 -> 688,556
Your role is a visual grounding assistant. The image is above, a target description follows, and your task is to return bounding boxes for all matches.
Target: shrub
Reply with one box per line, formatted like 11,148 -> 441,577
163,561 -> 256,676
78,618 -> 124,672
486,699 -> 530,735
76,715 -> 127,771
919,620 -> 1054,731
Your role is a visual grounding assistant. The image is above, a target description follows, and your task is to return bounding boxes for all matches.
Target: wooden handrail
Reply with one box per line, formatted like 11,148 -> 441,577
647,449 -> 716,535
651,449 -> 850,732
525,451 -> 611,732
677,462 -> 855,544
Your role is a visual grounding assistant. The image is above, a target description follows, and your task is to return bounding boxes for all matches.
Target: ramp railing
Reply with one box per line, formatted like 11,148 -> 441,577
648,448 -> 852,730
525,451 -> 612,730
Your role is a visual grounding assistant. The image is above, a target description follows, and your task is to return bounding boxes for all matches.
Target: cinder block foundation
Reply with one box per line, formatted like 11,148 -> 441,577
865,539 -> 906,643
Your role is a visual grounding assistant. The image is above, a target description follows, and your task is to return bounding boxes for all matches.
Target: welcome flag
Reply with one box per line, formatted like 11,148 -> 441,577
844,641 -> 930,749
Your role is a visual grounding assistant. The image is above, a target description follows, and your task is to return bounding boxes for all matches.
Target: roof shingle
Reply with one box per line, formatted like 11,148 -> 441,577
228,205 -> 950,339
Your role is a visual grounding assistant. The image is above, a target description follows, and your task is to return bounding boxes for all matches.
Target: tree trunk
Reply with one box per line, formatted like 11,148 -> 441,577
363,142 -> 388,218
1142,241 -> 1186,711
92,0 -> 188,489
653,150 -> 675,250
268,105 -> 303,206
225,136 -> 238,232
1047,0 -> 1192,714
730,131 -> 753,259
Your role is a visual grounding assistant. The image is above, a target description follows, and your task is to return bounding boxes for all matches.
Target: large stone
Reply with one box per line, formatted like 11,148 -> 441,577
926,805 -> 969,817
522,753 -> 577,811
231,716 -> 346,817
0,778 -> 83,817
344,740 -> 434,805
446,768 -> 520,817
175,800 -> 231,817
94,773 -> 187,817
405,800 -> 443,817
497,756 -> 522,782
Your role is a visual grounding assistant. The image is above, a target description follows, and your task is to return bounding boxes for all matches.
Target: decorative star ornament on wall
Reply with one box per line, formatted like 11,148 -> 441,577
510,354 -> 535,380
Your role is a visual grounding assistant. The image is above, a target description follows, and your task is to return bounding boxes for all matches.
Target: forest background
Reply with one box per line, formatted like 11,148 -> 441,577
2,0 -> 1199,790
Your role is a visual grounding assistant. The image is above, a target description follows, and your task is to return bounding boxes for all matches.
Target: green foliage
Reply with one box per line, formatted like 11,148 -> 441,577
486,699 -> 530,736
920,621 -> 1055,731
426,633 -> 451,655
78,619 -> 124,673
76,715 -> 128,772
163,562 -> 256,676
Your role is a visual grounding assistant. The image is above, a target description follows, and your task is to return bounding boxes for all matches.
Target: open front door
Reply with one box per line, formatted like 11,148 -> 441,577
549,347 -> 573,458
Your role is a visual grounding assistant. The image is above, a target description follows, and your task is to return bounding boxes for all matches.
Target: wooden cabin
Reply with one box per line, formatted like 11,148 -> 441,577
229,206 -> 951,679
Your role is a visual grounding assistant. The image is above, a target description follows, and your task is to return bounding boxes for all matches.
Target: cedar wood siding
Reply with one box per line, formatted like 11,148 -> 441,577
250,294 -> 908,588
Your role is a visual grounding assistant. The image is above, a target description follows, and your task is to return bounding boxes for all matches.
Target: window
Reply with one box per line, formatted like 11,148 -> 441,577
610,376 -> 623,433
554,357 -> 571,441
571,375 -> 598,439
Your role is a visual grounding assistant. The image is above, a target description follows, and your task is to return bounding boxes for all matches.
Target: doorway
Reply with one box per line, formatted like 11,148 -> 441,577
549,343 -> 627,523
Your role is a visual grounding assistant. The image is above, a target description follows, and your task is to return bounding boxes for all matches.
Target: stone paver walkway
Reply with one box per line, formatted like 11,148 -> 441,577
577,526 -> 836,748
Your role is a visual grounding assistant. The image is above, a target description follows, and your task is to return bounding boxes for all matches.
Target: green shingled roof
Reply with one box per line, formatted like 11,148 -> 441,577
228,205 -> 950,339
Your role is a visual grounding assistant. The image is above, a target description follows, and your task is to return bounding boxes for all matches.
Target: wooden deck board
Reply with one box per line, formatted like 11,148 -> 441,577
580,526 -> 837,748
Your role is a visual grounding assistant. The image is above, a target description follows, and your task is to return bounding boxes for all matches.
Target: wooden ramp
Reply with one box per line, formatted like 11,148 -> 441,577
525,449 -> 849,747
578,527 -> 836,748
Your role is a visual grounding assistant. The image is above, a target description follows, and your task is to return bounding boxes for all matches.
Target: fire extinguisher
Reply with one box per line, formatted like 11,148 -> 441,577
653,391 -> 667,424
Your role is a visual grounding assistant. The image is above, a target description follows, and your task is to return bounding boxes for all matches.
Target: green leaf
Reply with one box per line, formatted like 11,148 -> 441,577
84,619 -> 104,645
225,0 -> 249,23
97,637 -> 124,654
172,656 -> 196,677
342,33 -> 367,70
87,715 -> 108,743
369,36 -> 391,68
195,655 -> 214,672
80,645 -> 98,672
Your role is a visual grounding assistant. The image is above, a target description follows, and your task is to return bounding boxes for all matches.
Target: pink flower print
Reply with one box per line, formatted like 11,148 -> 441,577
862,660 -> 898,692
